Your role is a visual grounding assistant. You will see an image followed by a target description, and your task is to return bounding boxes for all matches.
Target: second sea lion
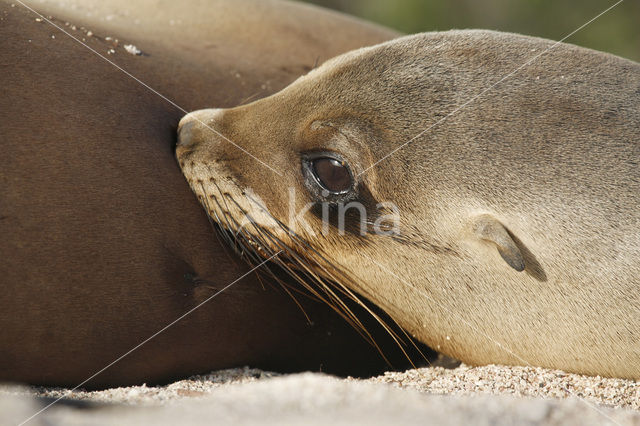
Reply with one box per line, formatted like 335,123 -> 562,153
0,0 -> 424,388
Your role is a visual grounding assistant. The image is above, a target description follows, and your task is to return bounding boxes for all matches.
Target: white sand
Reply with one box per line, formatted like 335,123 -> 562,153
3,365 -> 639,425
367,365 -> 640,410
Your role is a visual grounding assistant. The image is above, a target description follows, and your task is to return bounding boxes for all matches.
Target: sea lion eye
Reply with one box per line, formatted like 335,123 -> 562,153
311,157 -> 352,193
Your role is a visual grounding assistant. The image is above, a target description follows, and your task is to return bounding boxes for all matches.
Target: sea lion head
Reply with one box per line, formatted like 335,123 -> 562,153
176,30 -> 640,378
175,34 -> 432,308
175,30 -> 538,345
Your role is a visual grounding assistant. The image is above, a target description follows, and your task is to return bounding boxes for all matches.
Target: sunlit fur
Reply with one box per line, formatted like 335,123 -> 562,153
177,161 -> 425,365
177,30 -> 640,379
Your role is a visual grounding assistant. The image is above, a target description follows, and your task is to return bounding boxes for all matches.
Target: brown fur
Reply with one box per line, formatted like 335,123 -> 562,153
178,30 -> 640,378
0,0 -> 430,389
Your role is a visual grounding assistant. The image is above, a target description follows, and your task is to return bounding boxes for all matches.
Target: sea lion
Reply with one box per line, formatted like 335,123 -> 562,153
177,30 -> 640,379
0,0 -> 429,389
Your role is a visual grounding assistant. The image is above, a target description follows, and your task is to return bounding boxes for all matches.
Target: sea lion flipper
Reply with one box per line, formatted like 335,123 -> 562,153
472,215 -> 525,272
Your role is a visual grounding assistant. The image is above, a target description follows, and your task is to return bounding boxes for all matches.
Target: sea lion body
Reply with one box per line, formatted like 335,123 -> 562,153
177,30 -> 640,378
0,0 -> 420,388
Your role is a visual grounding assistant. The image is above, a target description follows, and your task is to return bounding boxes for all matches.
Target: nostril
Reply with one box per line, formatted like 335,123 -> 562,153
177,112 -> 196,131
176,108 -> 224,149
177,121 -> 195,147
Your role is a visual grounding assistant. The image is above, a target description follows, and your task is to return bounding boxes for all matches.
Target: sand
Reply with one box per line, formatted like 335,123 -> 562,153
368,365 -> 640,410
2,365 -> 639,425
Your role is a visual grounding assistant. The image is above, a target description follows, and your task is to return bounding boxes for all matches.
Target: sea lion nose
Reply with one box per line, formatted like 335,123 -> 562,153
176,109 -> 224,149
176,120 -> 195,147
176,113 -> 198,148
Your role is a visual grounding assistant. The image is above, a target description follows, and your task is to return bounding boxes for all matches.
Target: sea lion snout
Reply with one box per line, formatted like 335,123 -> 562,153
176,108 -> 224,151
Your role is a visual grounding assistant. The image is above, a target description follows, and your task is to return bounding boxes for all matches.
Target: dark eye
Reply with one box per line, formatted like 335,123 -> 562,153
311,157 -> 353,193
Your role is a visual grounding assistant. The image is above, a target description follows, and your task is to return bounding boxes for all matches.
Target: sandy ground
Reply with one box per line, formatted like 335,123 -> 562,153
368,365 -> 640,410
2,365 -> 639,425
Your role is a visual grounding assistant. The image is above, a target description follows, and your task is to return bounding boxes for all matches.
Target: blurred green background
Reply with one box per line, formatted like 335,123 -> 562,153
298,0 -> 639,61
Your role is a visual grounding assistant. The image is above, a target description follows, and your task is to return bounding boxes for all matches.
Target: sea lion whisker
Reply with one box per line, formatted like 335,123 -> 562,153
245,179 -> 425,366
283,250 -> 421,366
228,202 -> 335,303
221,214 -> 268,264
207,196 -> 249,257
273,257 -> 355,324
208,179 -> 242,243
202,157 -> 418,368
233,214 -> 361,328
221,196 -> 279,257
195,122 -> 388,356
262,267 -> 313,324
310,261 -> 415,357
202,195 -> 235,244
226,212 -> 275,262
241,193 -> 418,364
254,226 -> 387,352
244,194 -> 351,266
197,184 -> 250,265
198,182 -> 235,240
271,256 -> 376,342
229,199 -> 379,344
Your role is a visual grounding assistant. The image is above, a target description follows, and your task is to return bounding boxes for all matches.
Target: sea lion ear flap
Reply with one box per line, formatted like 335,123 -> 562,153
472,215 -> 525,272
